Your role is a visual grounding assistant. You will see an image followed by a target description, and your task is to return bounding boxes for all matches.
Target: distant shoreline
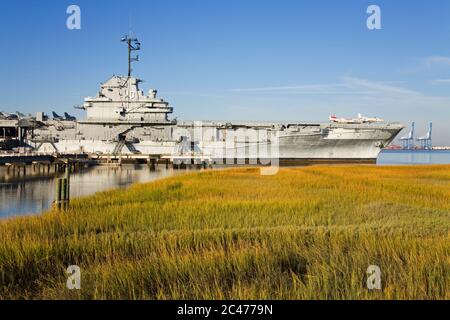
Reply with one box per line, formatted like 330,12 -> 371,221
382,149 -> 450,152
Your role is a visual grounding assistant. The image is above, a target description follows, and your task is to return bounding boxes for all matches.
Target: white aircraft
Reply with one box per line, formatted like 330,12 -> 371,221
329,114 -> 384,124
329,115 -> 360,124
357,113 -> 384,123
0,111 -> 18,120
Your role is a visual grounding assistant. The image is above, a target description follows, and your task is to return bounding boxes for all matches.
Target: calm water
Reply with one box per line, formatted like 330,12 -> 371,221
0,165 -> 180,219
2,150 -> 450,218
377,149 -> 450,165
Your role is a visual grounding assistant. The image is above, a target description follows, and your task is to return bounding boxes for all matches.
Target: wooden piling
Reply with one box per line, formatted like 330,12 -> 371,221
54,166 -> 71,211
65,165 -> 71,201
61,178 -> 67,202
55,178 -> 62,210
149,159 -> 156,171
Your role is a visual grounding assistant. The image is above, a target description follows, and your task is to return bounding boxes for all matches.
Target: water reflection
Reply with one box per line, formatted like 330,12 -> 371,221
3,150 -> 450,218
378,150 -> 450,165
0,165 -> 180,219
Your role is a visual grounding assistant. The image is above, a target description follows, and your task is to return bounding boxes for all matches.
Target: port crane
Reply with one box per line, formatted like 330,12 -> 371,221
400,122 -> 415,149
417,122 -> 432,149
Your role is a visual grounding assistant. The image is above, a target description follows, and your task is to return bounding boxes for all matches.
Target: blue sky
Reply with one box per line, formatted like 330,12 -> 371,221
1,0 -> 450,144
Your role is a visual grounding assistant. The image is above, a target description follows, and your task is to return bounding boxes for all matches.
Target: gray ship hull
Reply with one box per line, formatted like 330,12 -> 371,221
32,122 -> 403,163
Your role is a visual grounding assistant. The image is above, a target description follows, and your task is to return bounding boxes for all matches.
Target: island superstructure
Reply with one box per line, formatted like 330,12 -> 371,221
7,36 -> 404,164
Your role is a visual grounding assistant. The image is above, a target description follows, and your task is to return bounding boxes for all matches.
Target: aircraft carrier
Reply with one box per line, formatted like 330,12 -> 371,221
2,36 -> 404,164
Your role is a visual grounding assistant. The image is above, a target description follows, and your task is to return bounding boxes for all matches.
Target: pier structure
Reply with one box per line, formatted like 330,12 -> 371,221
162,154 -> 212,170
0,152 -> 94,181
1,150 -> 214,173
0,118 -> 39,150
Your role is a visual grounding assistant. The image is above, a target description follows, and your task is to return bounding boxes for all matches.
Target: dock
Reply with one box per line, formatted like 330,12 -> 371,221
0,152 -> 97,178
0,151 -> 214,176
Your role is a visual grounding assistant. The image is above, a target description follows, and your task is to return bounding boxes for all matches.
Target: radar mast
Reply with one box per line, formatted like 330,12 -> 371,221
121,35 -> 141,77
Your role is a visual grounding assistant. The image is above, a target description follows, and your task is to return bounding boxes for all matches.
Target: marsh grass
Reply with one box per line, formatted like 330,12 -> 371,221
0,165 -> 449,299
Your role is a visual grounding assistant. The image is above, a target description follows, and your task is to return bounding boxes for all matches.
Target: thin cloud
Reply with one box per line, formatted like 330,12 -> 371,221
228,84 -> 346,93
341,76 -> 421,96
166,76 -> 450,110
227,76 -> 421,97
227,83 -> 380,95
424,56 -> 450,67
429,79 -> 450,85
160,91 -> 228,99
